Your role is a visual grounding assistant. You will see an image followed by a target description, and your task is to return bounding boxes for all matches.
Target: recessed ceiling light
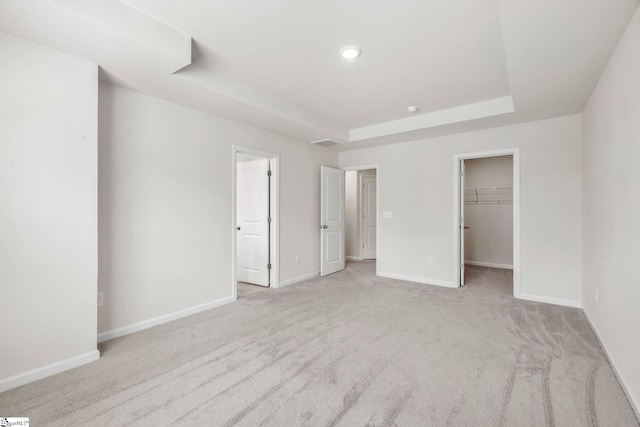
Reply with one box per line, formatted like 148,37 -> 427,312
339,45 -> 362,59
407,106 -> 419,113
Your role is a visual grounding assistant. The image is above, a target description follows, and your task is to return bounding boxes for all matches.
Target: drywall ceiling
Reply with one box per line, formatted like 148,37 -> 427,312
1,0 -> 638,150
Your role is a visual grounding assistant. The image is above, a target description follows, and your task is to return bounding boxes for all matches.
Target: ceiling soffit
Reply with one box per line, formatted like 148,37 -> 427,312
0,0 -> 637,149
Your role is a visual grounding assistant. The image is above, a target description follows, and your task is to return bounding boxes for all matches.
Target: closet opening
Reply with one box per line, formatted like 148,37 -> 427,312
454,149 -> 520,296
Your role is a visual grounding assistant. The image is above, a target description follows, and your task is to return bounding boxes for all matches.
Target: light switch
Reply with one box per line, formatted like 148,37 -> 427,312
382,211 -> 392,219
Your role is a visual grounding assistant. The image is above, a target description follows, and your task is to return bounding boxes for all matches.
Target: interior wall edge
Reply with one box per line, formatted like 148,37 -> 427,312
580,5 -> 640,415
0,31 -> 98,385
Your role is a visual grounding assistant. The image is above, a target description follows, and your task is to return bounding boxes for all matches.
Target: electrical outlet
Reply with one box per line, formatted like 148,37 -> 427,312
97,292 -> 104,307
296,254 -> 301,264
595,290 -> 598,303
427,256 -> 433,265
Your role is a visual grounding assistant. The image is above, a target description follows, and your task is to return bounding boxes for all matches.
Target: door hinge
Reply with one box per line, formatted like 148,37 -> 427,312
267,263 -> 272,270
267,170 -> 272,177
268,216 -> 271,223
362,244 -> 364,249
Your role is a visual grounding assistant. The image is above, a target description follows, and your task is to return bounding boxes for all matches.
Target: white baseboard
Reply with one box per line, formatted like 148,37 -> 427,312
278,271 -> 320,288
378,272 -> 456,288
465,261 -> 513,270
0,349 -> 100,393
582,310 -> 640,419
346,256 -> 363,261
515,292 -> 582,308
98,296 -> 235,343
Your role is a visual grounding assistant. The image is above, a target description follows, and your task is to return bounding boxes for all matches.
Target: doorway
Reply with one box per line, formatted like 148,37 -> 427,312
342,165 -> 379,277
360,173 -> 377,260
345,169 -> 377,261
232,146 -> 279,299
453,149 -> 520,296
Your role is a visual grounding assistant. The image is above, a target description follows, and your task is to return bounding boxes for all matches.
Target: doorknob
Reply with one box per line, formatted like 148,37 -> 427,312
464,226 -> 470,229
236,226 -> 241,230
320,225 -> 328,229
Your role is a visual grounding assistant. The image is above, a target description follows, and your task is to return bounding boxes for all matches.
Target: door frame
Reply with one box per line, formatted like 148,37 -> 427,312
343,164 -> 379,276
232,145 -> 280,300
359,173 -> 377,260
452,148 -> 520,296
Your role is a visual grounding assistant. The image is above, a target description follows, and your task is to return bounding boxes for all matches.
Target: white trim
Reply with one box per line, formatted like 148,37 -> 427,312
278,271 -> 319,288
342,164 -> 378,171
97,296 -> 235,343
378,272 -> 456,288
346,256 -> 363,261
515,293 -> 581,308
232,146 -> 280,295
465,261 -> 513,270
453,148 -> 520,297
0,350 -> 100,393
583,311 -> 640,419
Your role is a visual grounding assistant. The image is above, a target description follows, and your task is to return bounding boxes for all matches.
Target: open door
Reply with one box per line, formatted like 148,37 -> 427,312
460,160 -> 466,287
236,159 -> 270,286
320,166 -> 345,276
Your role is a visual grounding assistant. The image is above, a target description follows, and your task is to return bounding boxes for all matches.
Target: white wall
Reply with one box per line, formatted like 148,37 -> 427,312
0,33 -> 98,388
98,83 -> 338,335
464,156 -> 513,268
582,6 -> 640,412
340,115 -> 583,305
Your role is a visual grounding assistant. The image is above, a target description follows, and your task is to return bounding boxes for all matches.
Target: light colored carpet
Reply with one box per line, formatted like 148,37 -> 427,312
1,261 -> 637,426
237,282 -> 270,297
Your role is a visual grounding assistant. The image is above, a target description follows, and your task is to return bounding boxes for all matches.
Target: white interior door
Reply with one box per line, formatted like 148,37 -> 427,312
237,159 -> 270,286
321,166 -> 345,276
460,160 -> 466,287
361,175 -> 377,259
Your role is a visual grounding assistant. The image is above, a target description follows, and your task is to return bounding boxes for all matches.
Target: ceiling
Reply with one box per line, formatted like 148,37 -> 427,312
1,0 -> 638,151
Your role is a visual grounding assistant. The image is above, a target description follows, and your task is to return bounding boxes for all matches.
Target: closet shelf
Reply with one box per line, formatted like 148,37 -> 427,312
464,186 -> 512,204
